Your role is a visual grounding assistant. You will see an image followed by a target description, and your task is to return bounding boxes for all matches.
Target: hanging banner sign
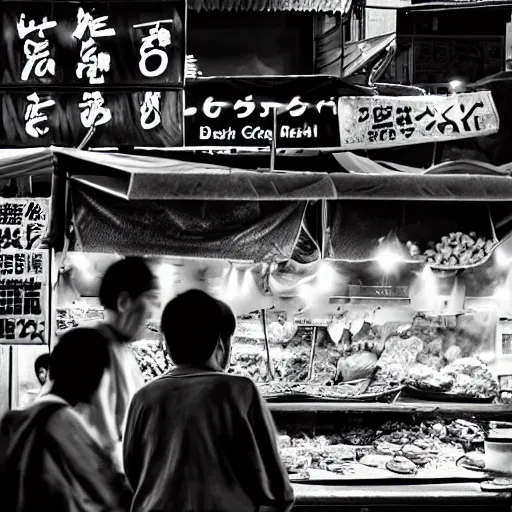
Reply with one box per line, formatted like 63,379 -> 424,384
184,76 -> 342,149
0,1 -> 185,87
0,198 -> 49,344
0,91 -> 182,147
338,91 -> 500,150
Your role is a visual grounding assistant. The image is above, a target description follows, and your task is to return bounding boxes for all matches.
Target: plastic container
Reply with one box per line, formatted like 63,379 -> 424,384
485,438 -> 512,473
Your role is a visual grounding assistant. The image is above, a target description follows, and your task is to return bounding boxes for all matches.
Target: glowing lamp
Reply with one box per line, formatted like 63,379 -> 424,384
449,79 -> 464,93
377,248 -> 401,274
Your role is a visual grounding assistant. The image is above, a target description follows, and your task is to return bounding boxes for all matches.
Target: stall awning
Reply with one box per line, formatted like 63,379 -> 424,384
187,0 -> 353,13
397,0 -> 512,10
55,148 -> 336,201
331,152 -> 512,200
54,148 -> 512,202
0,148 -> 54,180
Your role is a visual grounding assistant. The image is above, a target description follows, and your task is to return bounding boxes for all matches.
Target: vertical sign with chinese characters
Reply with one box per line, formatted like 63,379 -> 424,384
338,92 -> 500,150
0,198 -> 49,344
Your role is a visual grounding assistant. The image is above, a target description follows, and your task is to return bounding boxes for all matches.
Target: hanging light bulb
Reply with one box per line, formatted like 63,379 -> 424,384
377,248 -> 402,274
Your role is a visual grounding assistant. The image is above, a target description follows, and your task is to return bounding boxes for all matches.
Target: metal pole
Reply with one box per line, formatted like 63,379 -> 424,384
261,309 -> 275,380
270,107 -> 277,171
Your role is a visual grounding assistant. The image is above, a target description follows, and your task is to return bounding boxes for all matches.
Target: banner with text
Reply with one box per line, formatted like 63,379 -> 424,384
184,77 -> 342,149
0,91 -> 182,147
0,1 -> 184,87
0,198 -> 49,344
338,92 -> 500,150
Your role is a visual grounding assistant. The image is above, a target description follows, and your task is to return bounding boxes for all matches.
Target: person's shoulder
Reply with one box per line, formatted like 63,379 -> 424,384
45,407 -> 87,444
219,372 -> 256,389
214,373 -> 259,401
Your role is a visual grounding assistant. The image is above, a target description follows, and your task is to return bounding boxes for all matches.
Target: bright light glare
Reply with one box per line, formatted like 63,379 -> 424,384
68,252 -> 92,270
449,79 -> 464,91
297,283 -> 315,302
495,246 -> 511,269
377,249 -> 401,273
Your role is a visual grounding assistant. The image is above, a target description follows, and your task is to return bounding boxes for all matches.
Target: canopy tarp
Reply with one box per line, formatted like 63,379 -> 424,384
70,185 -> 309,261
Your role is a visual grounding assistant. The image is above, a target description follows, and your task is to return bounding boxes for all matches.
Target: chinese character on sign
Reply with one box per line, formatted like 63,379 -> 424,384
0,319 -> 16,340
0,228 -> 22,250
0,203 -> 24,225
72,8 -> 115,85
359,104 -> 397,143
133,19 -> 173,78
26,223 -> 43,250
26,201 -> 46,222
79,91 -> 112,129
140,92 -> 162,130
0,255 -> 14,276
396,106 -> 415,138
24,92 -> 55,138
28,253 -> 44,275
23,278 -> 42,315
17,13 -> 57,81
14,254 -> 25,275
0,279 -> 23,315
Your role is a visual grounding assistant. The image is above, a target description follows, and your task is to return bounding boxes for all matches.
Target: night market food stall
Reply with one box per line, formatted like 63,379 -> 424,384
1,145 -> 507,510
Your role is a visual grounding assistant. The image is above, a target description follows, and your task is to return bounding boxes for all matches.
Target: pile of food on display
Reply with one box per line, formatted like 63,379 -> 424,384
251,310 -> 499,402
57,302 -> 498,402
278,418 -> 486,479
420,232 -> 495,267
227,316 -> 270,383
130,339 -> 174,382
56,303 -> 104,332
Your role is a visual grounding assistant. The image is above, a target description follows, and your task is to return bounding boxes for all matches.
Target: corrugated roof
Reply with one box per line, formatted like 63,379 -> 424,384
188,0 -> 352,14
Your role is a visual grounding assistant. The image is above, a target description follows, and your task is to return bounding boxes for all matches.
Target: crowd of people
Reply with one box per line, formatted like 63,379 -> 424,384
0,257 -> 294,512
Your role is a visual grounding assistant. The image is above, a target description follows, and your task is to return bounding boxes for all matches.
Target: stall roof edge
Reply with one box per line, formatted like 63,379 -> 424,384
3,147 -> 512,202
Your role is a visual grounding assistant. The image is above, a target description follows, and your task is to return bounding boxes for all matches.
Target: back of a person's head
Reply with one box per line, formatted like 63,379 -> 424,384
50,328 -> 110,404
34,353 -> 49,373
99,257 -> 157,311
161,290 -> 236,365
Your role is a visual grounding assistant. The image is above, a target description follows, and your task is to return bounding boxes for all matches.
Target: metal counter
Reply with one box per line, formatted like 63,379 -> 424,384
293,482 -> 511,510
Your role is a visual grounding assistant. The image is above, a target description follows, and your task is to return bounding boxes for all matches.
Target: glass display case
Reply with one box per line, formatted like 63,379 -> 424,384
12,249 -> 511,507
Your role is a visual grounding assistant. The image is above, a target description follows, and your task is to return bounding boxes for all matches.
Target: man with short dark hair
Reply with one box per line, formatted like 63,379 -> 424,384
124,289 -> 294,512
82,257 -> 161,470
0,328 -> 132,512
